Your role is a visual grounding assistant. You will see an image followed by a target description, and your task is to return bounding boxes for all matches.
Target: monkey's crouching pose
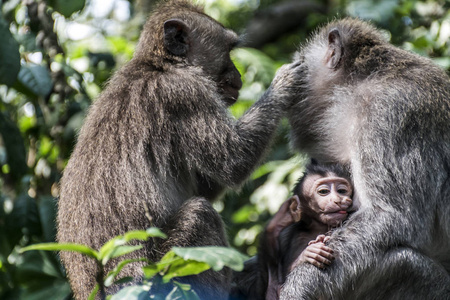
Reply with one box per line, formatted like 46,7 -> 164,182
56,1 -> 300,299
231,162 -> 354,300
282,18 -> 450,298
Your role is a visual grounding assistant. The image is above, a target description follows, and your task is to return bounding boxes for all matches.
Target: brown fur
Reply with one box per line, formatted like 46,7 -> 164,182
57,1 -> 297,299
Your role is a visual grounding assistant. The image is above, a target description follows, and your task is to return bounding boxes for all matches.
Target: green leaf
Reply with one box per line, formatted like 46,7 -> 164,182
20,243 -> 98,259
99,228 -> 166,264
15,249 -> 71,300
38,196 -> 57,242
105,245 -> 143,263
109,285 -> 149,300
162,260 -> 210,283
0,19 -> 20,86
48,0 -> 86,17
172,247 -> 248,272
9,194 -> 41,240
104,258 -> 147,287
142,264 -> 159,279
166,281 -> 201,300
16,64 -> 53,98
145,227 -> 168,239
88,283 -> 100,300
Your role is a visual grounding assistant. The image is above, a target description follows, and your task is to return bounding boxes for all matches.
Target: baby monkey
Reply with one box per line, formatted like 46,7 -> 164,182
259,161 -> 354,300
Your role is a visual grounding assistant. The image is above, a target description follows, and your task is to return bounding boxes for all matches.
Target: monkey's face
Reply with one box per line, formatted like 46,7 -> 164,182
162,14 -> 242,106
302,173 -> 353,227
186,16 -> 243,105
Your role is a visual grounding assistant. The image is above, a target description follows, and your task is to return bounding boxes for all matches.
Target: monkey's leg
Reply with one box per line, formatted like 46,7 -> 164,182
157,197 -> 231,300
353,247 -> 450,300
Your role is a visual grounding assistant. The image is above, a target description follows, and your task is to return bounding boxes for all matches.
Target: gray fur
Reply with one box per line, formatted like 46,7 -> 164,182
281,18 -> 450,299
56,1 -> 297,299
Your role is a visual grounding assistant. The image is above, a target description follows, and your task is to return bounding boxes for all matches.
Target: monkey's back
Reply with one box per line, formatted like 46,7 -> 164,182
56,61 -> 211,298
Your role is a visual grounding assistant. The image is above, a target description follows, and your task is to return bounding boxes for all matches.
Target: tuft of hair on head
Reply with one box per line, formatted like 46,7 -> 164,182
292,159 -> 351,197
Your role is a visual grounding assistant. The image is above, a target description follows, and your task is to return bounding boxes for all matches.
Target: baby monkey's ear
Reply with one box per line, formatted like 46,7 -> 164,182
289,195 -> 302,223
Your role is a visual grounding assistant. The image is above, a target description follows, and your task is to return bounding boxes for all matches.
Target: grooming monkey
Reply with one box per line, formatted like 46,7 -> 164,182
57,1 -> 298,299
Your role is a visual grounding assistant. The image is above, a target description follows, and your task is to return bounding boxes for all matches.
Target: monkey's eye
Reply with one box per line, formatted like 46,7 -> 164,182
317,188 -> 330,196
337,188 -> 348,194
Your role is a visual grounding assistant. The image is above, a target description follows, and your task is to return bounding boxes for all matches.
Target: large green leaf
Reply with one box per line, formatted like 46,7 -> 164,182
172,247 -> 248,272
16,64 -> 53,98
48,0 -> 86,17
109,285 -> 149,300
0,19 -> 20,86
9,194 -> 41,241
15,250 -> 71,300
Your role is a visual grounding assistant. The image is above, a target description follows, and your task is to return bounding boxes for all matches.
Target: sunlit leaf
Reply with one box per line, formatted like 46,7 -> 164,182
142,264 -> 159,279
162,260 -> 210,283
172,247 -> 248,272
99,228 -> 166,263
20,243 -> 98,259
102,245 -> 143,265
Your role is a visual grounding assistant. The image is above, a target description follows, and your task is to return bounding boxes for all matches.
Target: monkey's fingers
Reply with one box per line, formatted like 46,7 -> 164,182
305,256 -> 328,269
308,234 -> 327,245
304,244 -> 335,262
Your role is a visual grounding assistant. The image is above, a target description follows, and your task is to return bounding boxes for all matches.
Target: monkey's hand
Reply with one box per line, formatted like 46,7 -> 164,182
269,61 -> 307,108
308,234 -> 331,245
291,239 -> 335,270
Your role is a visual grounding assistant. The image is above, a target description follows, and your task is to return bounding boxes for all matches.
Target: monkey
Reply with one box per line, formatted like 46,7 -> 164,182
56,1 -> 299,299
280,18 -> 450,299
230,161 -> 354,300
261,161 -> 353,299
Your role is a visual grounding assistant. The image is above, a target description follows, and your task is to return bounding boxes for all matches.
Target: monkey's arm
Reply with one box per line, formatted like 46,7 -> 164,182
170,63 -> 304,188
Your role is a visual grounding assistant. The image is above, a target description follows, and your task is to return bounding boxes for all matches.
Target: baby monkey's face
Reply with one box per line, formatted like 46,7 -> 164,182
303,173 -> 353,227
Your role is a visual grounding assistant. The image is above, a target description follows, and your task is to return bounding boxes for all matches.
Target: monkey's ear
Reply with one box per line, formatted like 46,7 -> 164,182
325,28 -> 343,69
289,195 -> 302,223
164,19 -> 189,56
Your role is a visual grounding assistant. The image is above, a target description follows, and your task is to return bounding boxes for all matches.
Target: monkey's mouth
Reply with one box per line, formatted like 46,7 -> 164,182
325,210 -> 349,221
222,85 -> 240,106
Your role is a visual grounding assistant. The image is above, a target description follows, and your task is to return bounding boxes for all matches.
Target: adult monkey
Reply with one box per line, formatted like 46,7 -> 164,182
57,1 -> 298,299
281,18 -> 450,298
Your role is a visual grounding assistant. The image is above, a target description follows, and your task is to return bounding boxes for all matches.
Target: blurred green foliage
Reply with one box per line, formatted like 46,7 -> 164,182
0,0 -> 449,299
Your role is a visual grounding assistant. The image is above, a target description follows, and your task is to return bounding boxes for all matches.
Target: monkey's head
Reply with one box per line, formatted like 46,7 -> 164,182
291,162 -> 353,227
135,0 -> 242,105
296,18 -> 387,89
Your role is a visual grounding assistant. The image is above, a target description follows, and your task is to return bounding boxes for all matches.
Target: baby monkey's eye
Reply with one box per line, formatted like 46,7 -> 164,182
318,188 -> 330,196
337,188 -> 348,194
